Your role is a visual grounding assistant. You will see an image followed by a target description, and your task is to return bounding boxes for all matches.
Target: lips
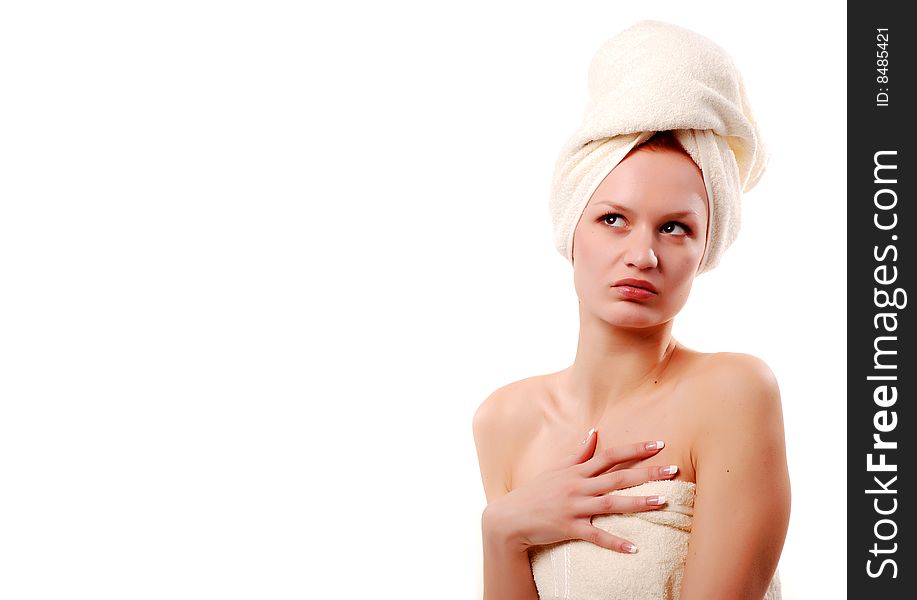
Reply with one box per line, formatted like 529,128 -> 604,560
612,278 -> 658,293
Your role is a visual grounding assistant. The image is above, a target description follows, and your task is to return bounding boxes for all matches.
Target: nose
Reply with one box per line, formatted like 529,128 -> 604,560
624,228 -> 658,269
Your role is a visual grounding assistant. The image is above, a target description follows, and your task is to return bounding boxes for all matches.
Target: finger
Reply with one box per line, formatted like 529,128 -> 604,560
579,440 -> 665,478
582,492 -> 669,517
581,464 -> 679,496
571,522 -> 639,554
556,427 -> 598,470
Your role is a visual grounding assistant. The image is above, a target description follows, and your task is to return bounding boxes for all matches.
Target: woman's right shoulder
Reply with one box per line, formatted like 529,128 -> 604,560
472,375 -> 552,502
473,375 -> 549,434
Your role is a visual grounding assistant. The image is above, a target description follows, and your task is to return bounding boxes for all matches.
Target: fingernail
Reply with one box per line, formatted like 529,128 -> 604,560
647,495 -> 667,506
623,542 -> 638,553
581,427 -> 597,444
661,465 -> 678,475
645,440 -> 665,450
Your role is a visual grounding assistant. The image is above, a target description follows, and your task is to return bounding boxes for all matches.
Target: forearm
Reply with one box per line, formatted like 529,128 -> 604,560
481,507 -> 540,600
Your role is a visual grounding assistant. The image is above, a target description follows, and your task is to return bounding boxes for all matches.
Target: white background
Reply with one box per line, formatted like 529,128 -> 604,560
0,1 -> 845,598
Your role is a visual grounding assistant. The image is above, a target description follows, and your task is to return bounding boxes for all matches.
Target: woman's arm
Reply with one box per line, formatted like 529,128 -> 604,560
679,354 -> 791,600
480,505 -> 541,600
473,388 -> 541,600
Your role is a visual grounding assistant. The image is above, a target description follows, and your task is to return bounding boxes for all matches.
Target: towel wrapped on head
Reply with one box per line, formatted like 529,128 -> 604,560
548,20 -> 769,274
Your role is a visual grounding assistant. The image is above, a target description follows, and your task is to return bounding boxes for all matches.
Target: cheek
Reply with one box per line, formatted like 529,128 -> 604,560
573,226 -> 593,256
573,226 -> 603,268
572,235 -> 607,296
663,247 -> 703,295
676,238 -> 706,272
663,239 -> 700,263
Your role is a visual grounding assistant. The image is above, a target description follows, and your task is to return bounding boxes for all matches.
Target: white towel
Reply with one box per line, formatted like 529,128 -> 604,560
529,480 -> 782,599
548,20 -> 769,274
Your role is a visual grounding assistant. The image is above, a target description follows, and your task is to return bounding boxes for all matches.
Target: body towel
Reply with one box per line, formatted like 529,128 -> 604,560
528,480 -> 782,599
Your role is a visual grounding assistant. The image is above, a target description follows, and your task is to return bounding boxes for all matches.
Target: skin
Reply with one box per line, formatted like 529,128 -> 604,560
474,144 -> 791,599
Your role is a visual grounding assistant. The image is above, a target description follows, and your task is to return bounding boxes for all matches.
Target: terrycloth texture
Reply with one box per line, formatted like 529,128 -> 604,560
528,480 -> 782,599
548,20 -> 769,274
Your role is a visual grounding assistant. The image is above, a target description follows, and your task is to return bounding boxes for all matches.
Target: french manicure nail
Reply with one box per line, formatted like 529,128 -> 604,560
581,427 -> 597,444
645,440 -> 665,450
661,465 -> 678,475
623,542 -> 638,553
647,495 -> 667,506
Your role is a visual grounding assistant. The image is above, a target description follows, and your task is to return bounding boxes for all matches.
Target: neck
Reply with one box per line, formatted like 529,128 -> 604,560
563,308 -> 678,428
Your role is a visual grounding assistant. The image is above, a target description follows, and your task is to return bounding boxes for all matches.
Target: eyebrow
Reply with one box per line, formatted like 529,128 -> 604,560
593,201 -> 701,220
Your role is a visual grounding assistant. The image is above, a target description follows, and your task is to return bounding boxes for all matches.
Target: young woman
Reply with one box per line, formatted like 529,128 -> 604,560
473,21 -> 790,600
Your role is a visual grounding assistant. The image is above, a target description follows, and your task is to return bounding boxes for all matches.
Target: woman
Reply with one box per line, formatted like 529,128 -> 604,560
473,21 -> 790,600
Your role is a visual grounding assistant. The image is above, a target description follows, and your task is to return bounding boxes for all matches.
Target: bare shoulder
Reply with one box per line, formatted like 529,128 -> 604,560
472,375 -> 548,503
678,352 -> 790,598
693,352 -> 781,409
472,375 -> 546,454
687,352 -> 786,460
474,375 -> 546,427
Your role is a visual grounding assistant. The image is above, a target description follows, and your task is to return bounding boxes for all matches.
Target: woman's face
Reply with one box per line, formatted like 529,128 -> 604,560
571,146 -> 709,329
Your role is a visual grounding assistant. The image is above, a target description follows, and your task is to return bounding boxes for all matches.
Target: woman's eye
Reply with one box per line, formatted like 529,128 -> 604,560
662,221 -> 690,235
603,213 -> 625,227
602,214 -> 691,235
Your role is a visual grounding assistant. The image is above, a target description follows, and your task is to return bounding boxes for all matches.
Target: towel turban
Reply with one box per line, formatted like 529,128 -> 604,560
548,20 -> 769,274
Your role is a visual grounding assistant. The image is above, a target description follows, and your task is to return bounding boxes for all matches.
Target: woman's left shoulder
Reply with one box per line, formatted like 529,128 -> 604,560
697,351 -> 779,385
685,352 -> 788,473
689,352 -> 782,418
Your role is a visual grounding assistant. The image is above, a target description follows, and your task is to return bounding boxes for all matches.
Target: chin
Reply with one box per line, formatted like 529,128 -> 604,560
609,319 -> 662,330
601,306 -> 665,329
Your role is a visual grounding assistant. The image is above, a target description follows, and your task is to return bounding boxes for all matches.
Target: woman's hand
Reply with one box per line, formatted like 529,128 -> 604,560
485,429 -> 678,554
